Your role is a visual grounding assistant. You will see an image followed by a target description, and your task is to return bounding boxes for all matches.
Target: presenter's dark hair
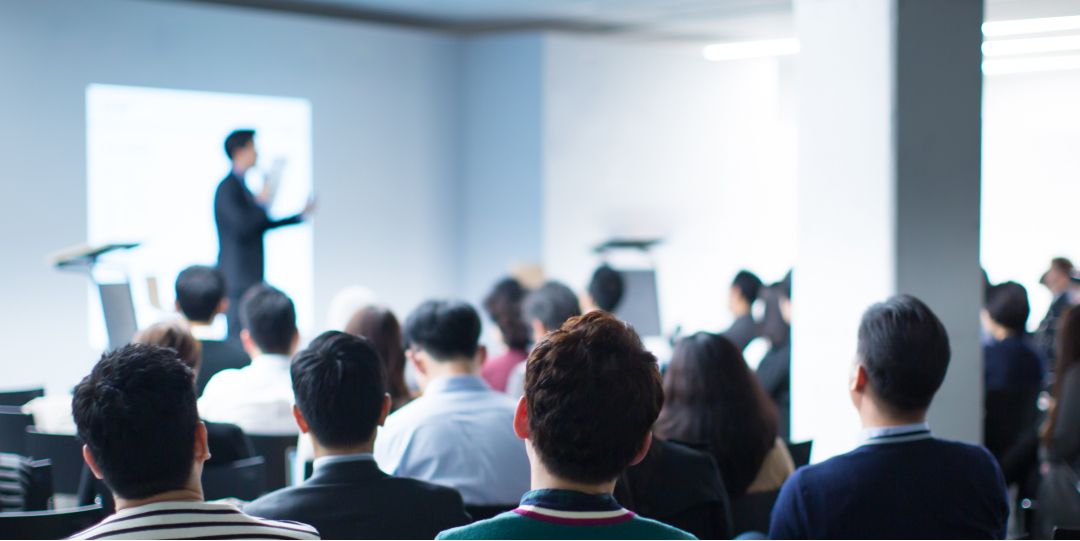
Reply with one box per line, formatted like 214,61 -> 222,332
483,278 -> 530,351
345,306 -> 411,411
525,311 -> 662,484
292,331 -> 386,447
655,332 -> 778,498
175,265 -> 226,322
589,265 -> 625,313
857,295 -> 951,412
732,270 -> 763,303
72,344 -> 199,500
240,284 -> 296,354
224,129 -> 255,159
523,282 -> 582,332
404,300 -> 481,360
985,282 -> 1031,333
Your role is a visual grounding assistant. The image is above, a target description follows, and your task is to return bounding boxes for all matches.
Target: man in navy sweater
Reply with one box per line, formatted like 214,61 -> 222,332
769,295 -> 1009,539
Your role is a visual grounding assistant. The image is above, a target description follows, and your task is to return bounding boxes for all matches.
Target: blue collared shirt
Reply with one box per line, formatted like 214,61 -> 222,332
857,422 -> 932,446
373,375 -> 531,506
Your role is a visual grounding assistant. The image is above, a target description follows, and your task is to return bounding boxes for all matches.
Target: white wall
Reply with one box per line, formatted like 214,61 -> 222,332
542,34 -> 799,337
0,0 -> 461,394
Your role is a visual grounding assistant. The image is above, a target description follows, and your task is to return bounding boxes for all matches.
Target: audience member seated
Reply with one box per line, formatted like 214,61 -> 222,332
78,321 -> 255,512
199,285 -> 301,435
757,272 -> 792,441
69,344 -> 319,540
580,264 -> 625,314
175,265 -> 252,397
654,332 -> 793,502
723,270 -> 763,351
345,306 -> 413,413
505,282 -> 582,398
983,281 -> 1044,392
437,311 -> 694,540
480,278 -> 531,392
374,300 -> 530,506
1036,307 -> 1080,539
768,295 -> 1008,539
1035,257 -> 1075,368
244,331 -> 470,539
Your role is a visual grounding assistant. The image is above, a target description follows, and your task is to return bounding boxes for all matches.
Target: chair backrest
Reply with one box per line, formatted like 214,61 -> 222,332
465,505 -> 517,523
730,489 -> 781,537
0,504 -> 106,540
24,429 -> 83,494
202,456 -> 267,501
0,410 -> 34,456
1055,527 -> 1080,540
0,389 -> 44,408
247,435 -> 296,493
786,440 -> 813,469
24,459 -> 53,512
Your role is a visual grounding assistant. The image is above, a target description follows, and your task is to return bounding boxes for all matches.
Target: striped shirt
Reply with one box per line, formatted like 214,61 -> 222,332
67,501 -> 320,539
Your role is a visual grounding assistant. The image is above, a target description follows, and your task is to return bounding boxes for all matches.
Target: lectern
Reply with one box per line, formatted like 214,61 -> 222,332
47,244 -> 139,351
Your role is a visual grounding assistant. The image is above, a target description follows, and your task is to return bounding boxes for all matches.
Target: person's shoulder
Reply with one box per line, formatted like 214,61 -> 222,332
383,474 -> 467,504
628,515 -> 699,539
928,438 -> 1002,473
436,512 -> 525,540
243,485 -> 305,517
234,510 -> 321,539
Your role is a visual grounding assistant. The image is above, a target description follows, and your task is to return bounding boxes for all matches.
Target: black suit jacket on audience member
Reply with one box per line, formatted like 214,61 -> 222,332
214,173 -> 302,298
243,457 -> 471,540
722,314 -> 760,352
1035,293 -> 1071,368
614,438 -> 733,540
757,340 -> 791,442
195,340 -> 252,397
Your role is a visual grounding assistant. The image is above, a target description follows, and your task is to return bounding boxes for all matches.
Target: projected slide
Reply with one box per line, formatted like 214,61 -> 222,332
86,84 -> 313,348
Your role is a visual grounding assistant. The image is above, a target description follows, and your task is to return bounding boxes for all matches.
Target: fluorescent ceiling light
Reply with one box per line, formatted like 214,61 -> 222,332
983,15 -> 1080,37
982,35 -> 1080,56
983,54 -> 1080,75
703,38 -> 799,61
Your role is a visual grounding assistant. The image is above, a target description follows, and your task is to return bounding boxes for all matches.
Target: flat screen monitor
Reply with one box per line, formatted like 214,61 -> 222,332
612,270 -> 662,337
99,283 -> 137,350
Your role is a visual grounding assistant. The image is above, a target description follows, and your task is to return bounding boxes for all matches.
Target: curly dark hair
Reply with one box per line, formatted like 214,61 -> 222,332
524,310 -> 663,485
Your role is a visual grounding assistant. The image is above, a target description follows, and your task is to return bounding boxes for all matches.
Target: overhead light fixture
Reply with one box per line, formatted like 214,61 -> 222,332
982,35 -> 1080,56
702,38 -> 800,61
983,15 -> 1080,37
983,54 -> 1080,75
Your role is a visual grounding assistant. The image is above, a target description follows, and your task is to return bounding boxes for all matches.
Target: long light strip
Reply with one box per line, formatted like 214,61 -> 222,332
983,15 -> 1080,37
702,38 -> 800,61
983,54 -> 1080,75
983,35 -> 1080,56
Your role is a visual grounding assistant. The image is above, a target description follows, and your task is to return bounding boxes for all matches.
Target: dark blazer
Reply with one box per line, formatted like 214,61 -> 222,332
243,457 -> 471,540
614,439 -> 733,540
214,173 -> 302,297
1035,293 -> 1071,366
195,340 -> 252,397
722,314 -> 760,352
757,340 -> 790,442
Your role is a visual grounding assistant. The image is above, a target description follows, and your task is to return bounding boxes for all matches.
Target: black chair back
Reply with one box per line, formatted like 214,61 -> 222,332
0,409 -> 34,455
202,456 -> 267,501
25,429 -> 83,494
465,505 -> 517,522
247,435 -> 296,493
1055,527 -> 1080,540
0,504 -> 106,540
0,389 -> 44,407
786,440 -> 813,469
731,489 -> 781,537
25,459 -> 54,512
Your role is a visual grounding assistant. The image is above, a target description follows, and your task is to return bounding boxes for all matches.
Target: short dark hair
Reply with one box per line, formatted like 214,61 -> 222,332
732,271 -> 763,303
72,344 -> 199,500
175,266 -> 226,322
224,129 -> 255,159
1052,257 -> 1074,274
985,281 -> 1030,333
524,311 -> 663,484
403,300 -> 481,360
483,278 -> 530,351
240,285 -> 297,354
588,265 -> 625,312
523,282 -> 581,332
291,331 -> 386,448
857,295 -> 951,412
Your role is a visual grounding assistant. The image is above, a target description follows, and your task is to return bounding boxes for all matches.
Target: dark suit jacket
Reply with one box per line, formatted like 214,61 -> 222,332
722,314 -> 760,352
243,457 -> 471,540
757,340 -> 791,442
1035,293 -> 1071,367
195,340 -> 252,397
614,439 -> 733,540
214,173 -> 302,297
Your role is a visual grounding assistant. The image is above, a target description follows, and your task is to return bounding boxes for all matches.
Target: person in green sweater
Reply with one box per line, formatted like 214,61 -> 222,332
437,311 -> 696,540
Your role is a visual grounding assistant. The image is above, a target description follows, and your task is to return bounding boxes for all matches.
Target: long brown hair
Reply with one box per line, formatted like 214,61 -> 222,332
654,332 -> 779,499
345,306 -> 412,411
1047,306 -> 1080,444
133,320 -> 203,374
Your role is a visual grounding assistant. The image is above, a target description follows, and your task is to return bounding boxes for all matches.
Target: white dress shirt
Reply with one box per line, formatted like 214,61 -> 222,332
374,375 -> 530,506
198,353 -> 298,435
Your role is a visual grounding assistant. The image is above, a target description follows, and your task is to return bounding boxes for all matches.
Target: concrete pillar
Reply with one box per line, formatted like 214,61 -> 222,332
791,0 -> 984,461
